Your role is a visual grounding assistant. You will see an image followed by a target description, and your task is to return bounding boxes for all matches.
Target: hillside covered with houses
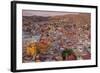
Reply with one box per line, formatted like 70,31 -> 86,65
22,12 -> 91,63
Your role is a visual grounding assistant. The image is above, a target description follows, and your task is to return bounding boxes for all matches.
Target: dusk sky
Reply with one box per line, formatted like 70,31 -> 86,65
22,10 -> 79,16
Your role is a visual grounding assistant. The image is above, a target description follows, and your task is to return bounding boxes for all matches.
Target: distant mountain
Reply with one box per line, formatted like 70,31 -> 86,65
49,13 -> 91,25
23,13 -> 90,24
23,15 -> 50,22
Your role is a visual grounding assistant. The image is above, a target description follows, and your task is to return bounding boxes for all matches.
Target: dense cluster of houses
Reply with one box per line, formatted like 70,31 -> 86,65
22,13 -> 91,63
